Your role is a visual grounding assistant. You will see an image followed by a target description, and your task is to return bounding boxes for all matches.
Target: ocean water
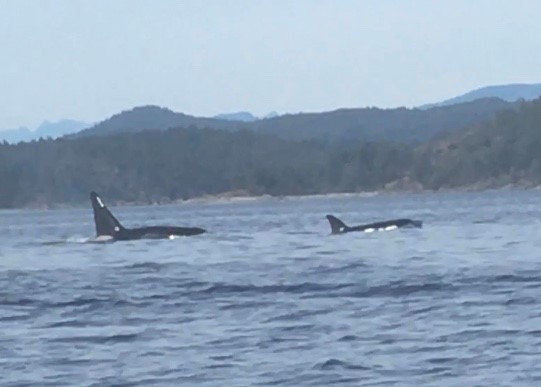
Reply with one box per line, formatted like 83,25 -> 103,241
1,190 -> 541,386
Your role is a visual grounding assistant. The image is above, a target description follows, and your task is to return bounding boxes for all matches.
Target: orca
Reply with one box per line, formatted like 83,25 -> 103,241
326,214 -> 422,235
90,191 -> 206,241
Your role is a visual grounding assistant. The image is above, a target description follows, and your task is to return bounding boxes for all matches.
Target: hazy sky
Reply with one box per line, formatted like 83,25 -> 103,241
1,0 -> 540,129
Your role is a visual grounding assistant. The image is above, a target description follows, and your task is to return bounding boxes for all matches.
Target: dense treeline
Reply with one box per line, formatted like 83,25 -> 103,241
412,98 -> 541,189
1,99 -> 541,209
0,128 -> 412,208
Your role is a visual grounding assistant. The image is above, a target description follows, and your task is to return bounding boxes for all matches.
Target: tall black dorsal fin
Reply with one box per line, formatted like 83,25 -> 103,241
326,214 -> 348,234
90,191 -> 125,237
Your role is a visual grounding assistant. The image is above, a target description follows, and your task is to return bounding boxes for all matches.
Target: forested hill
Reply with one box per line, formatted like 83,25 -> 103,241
412,98 -> 541,189
1,98 -> 541,208
0,128 -> 413,208
74,98 -> 516,144
249,98 -> 515,142
74,106 -> 241,137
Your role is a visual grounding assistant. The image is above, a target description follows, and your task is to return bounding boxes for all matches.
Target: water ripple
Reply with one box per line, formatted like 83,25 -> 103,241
3,191 -> 541,386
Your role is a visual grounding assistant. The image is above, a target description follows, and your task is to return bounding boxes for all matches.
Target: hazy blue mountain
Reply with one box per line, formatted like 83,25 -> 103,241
263,111 -> 279,119
0,126 -> 32,143
213,111 -> 280,121
213,111 -> 258,122
421,83 -> 541,109
35,120 -> 91,138
0,119 -> 90,143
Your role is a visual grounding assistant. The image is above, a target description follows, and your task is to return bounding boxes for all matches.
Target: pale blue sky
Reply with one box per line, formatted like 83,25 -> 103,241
1,0 -> 540,129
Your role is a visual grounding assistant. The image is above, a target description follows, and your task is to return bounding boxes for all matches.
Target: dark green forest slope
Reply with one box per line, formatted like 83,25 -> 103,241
1,99 -> 540,209
413,98 -> 541,189
0,129 -> 411,208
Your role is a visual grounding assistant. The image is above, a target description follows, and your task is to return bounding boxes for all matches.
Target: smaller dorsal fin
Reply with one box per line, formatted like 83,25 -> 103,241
326,214 -> 348,234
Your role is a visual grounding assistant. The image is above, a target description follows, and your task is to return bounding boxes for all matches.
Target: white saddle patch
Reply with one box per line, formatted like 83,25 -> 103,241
364,228 -> 375,233
384,225 -> 398,231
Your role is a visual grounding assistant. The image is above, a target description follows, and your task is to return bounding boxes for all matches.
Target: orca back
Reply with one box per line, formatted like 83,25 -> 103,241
326,214 -> 423,234
90,191 -> 125,237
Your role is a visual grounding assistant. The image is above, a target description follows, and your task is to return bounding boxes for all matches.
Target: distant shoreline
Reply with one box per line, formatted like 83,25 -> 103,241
165,184 -> 541,206
5,184 -> 541,211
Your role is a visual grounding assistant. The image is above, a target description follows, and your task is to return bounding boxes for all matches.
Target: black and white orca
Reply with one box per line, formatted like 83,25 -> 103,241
90,191 -> 206,241
326,214 -> 422,235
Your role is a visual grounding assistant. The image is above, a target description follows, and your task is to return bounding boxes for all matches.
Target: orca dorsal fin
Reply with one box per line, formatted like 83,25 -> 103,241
90,191 -> 125,237
326,214 -> 348,234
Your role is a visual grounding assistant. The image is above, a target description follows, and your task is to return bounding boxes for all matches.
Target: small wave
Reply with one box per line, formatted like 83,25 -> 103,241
198,279 -> 453,300
426,357 -> 456,364
122,262 -> 166,272
488,274 -> 541,284
0,313 -> 32,322
504,296 -> 537,305
49,332 -> 141,344
219,300 -> 274,310
34,236 -> 114,246
316,250 -> 342,256
209,354 -> 235,361
314,358 -> 370,371
278,323 -> 316,332
0,296 -> 39,306
46,319 -> 93,328
257,336 -> 299,347
309,262 -> 367,274
287,231 -> 319,235
54,297 -> 132,309
338,334 -> 359,342
53,297 -> 109,308
201,282 -> 352,295
205,363 -> 234,369
404,304 -> 443,316
333,281 -> 454,299
504,241 -> 521,247
422,366 -> 453,375
453,272 -> 541,289
0,295 -> 132,311
436,328 -> 520,343
293,244 -> 319,250
39,240 -> 72,246
473,218 -> 501,224
264,309 -> 331,323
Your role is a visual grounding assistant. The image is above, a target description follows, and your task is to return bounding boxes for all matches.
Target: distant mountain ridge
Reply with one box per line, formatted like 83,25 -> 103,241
213,111 -> 281,122
0,119 -> 90,143
0,98 -> 541,208
73,106 -> 245,138
74,98 -> 518,143
213,111 -> 258,122
4,82 -> 538,144
4,95 -> 541,208
421,83 -> 541,109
